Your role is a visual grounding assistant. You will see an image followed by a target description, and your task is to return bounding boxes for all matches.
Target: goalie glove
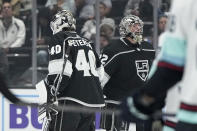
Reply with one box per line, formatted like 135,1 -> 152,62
120,96 -> 150,123
120,88 -> 165,123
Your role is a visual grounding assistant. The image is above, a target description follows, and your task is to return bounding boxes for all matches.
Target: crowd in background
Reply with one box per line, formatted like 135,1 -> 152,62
0,0 -> 170,86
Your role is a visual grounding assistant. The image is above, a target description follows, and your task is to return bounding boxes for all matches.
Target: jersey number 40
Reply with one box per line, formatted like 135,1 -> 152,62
76,49 -> 99,77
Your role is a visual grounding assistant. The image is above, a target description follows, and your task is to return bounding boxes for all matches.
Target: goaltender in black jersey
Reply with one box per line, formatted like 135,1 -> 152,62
100,15 -> 155,131
100,34 -> 155,101
47,31 -> 104,105
38,10 -> 104,131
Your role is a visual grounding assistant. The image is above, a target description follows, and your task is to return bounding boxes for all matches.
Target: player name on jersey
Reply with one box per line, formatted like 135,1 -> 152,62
68,39 -> 92,49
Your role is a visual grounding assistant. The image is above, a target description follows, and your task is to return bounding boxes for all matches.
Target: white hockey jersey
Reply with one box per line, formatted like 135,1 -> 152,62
156,0 -> 197,126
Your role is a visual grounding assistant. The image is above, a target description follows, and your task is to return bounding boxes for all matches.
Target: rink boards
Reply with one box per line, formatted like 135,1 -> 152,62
0,89 -> 42,131
0,89 -> 106,131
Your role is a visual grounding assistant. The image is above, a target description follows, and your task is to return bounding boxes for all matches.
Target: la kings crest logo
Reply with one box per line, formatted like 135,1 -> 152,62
135,60 -> 149,81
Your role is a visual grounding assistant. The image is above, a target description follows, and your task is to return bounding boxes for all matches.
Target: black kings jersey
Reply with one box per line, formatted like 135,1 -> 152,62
100,38 -> 155,101
46,31 -> 104,107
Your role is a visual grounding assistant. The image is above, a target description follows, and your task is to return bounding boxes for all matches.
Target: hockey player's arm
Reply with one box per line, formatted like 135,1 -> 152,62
121,62 -> 183,122
100,48 -> 120,88
45,34 -> 73,97
92,47 -> 105,83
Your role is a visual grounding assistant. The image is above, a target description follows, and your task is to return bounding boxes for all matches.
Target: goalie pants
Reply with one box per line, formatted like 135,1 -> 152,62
49,100 -> 95,131
100,102 -> 152,131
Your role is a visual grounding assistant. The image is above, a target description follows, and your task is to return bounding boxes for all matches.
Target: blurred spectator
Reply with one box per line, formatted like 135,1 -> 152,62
79,0 -> 112,20
19,0 -> 32,25
10,0 -> 21,17
158,14 -> 168,35
139,0 -> 153,21
80,19 -> 95,41
0,0 -> 2,11
100,18 -> 115,50
0,0 -> 22,17
80,1 -> 113,42
160,0 -> 171,13
20,0 -> 32,11
75,0 -> 86,9
124,0 -> 162,17
79,4 -> 94,20
79,0 -> 96,18
100,33 -> 109,51
100,0 -> 112,16
124,0 -> 140,16
37,7 -> 52,45
100,18 -> 115,38
0,1 -> 26,52
45,0 -> 76,15
75,0 -> 86,16
157,14 -> 168,54
37,0 -> 47,7
0,48 -> 8,76
37,7 -> 52,66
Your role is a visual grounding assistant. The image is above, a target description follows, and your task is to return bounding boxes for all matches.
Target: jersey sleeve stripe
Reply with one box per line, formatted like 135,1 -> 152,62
142,49 -> 155,52
164,120 -> 177,128
104,50 -> 135,67
158,61 -> 183,72
180,102 -> 197,111
160,53 -> 185,67
48,59 -> 73,77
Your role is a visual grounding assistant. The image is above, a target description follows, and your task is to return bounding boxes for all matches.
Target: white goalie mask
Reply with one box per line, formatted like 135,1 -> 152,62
119,15 -> 144,43
50,10 -> 76,35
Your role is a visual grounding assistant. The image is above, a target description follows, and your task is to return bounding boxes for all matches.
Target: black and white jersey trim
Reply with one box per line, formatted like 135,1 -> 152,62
105,100 -> 121,105
120,37 -> 128,46
48,59 -> 73,77
104,50 -> 136,67
96,65 -> 105,83
58,97 -> 105,107
142,49 -> 155,52
101,71 -> 111,88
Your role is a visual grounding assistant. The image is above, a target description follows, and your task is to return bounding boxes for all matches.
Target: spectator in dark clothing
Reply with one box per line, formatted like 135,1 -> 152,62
37,7 -> 53,45
100,18 -> 115,50
37,7 -> 53,66
139,0 -> 153,21
158,15 -> 168,35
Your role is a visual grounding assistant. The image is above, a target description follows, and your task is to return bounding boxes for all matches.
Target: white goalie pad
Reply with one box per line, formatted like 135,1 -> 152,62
36,80 -> 48,122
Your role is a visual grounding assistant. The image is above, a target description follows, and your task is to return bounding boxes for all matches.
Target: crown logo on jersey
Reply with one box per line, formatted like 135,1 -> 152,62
135,60 -> 149,81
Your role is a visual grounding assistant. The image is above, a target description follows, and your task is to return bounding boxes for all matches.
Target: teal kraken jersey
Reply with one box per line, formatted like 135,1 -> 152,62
150,0 -> 197,126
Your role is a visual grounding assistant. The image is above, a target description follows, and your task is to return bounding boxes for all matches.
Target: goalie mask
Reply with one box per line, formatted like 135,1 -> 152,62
50,10 -> 76,35
119,15 -> 144,43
